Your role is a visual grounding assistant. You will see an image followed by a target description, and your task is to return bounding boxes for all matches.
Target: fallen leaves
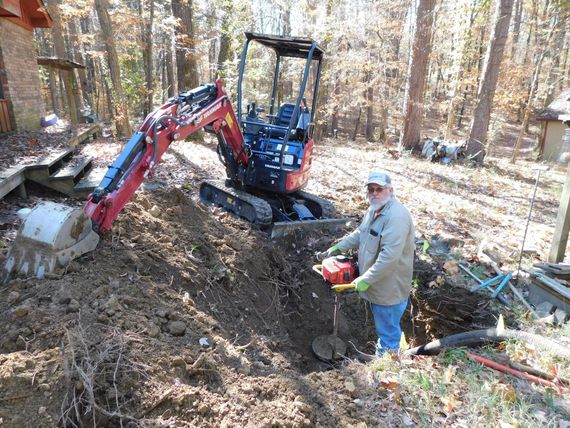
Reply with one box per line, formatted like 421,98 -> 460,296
379,378 -> 400,389
443,260 -> 460,275
440,394 -> 462,414
428,275 -> 445,288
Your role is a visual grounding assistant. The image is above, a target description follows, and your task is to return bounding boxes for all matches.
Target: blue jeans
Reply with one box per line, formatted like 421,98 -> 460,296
370,299 -> 408,355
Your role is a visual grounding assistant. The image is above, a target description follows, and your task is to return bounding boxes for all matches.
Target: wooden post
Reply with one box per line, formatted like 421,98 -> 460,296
65,70 -> 78,124
17,183 -> 27,199
48,67 -> 59,115
548,163 -> 570,262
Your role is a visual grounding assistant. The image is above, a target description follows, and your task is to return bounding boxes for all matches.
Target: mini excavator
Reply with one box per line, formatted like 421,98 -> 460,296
3,32 -> 351,280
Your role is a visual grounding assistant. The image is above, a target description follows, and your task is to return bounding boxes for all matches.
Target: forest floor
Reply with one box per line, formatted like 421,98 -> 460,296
0,122 -> 569,427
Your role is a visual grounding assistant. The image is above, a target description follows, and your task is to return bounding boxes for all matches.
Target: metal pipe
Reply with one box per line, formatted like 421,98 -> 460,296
516,167 -> 548,282
237,38 -> 250,129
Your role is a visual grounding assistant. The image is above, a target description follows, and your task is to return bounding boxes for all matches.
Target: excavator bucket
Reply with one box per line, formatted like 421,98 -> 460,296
3,202 -> 99,281
270,217 -> 356,239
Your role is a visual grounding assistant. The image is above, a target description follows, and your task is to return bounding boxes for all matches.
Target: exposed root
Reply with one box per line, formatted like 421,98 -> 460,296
59,321 -> 148,427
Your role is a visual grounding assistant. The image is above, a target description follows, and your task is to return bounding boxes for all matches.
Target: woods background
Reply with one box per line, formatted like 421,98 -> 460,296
36,0 -> 570,162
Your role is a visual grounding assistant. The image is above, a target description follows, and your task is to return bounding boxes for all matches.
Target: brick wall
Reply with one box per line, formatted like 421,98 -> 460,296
0,19 -> 45,131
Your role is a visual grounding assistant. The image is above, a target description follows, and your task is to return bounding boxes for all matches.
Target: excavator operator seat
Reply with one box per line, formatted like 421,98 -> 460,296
274,103 -> 297,127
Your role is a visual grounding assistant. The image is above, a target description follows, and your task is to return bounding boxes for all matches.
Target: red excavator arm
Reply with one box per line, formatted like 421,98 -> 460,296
84,79 -> 246,233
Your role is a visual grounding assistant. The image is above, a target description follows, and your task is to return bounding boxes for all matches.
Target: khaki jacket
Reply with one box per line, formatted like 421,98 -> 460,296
337,197 -> 415,305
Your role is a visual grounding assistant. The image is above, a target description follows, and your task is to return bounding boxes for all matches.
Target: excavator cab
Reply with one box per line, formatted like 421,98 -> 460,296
236,32 -> 323,194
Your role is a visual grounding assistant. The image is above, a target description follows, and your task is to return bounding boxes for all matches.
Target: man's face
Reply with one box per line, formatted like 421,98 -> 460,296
367,184 -> 391,209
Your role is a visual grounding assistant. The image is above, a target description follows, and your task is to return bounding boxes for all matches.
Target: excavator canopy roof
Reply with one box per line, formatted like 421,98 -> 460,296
245,32 -> 324,60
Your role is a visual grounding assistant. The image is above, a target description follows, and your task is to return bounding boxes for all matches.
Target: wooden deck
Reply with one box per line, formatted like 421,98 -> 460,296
0,124 -> 102,200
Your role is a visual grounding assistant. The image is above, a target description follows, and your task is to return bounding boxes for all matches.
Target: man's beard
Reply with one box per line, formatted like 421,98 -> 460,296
368,193 -> 391,211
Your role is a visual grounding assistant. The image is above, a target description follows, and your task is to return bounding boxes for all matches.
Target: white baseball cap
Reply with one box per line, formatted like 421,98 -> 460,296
367,171 -> 391,187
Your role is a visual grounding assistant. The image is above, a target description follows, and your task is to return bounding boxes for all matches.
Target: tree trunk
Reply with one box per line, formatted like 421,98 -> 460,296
510,0 -> 523,60
141,0 -> 155,116
467,0 -> 514,162
400,0 -> 436,151
166,29 -> 176,97
80,17 -> 97,112
444,0 -> 478,139
216,1 -> 232,78
522,0 -> 538,66
47,0 -> 78,123
68,19 -> 91,111
352,107 -> 362,141
172,0 -> 199,90
48,69 -> 59,115
94,0 -> 132,137
365,71 -> 374,141
161,50 -> 167,102
511,20 -> 557,163
330,74 -> 340,137
562,39 -> 570,91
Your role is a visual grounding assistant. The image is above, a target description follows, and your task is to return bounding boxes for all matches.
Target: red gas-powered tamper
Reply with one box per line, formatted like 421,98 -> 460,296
311,255 -> 357,362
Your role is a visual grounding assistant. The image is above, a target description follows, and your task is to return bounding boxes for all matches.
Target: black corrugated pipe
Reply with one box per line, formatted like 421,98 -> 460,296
405,328 -> 570,360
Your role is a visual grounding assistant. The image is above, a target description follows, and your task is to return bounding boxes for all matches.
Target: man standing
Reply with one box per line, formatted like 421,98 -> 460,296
318,171 -> 415,357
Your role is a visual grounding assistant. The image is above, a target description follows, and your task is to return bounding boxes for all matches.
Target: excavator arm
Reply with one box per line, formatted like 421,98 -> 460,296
85,79 -> 247,233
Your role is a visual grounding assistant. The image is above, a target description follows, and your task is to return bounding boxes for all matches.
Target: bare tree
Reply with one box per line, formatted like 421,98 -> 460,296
94,0 -> 132,137
400,0 -> 436,151
467,0 -> 514,162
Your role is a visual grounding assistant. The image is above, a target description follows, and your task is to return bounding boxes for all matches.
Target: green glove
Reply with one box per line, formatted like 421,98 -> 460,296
328,245 -> 341,256
316,244 -> 341,261
354,278 -> 370,292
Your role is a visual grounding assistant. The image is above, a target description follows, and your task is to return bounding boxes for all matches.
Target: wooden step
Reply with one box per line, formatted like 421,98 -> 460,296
0,165 -> 26,179
0,166 -> 26,199
27,148 -> 74,170
69,124 -> 101,147
49,155 -> 93,183
74,167 -> 107,196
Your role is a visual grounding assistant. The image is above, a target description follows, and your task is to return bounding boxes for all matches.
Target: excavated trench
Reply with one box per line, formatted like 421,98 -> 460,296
275,244 -> 502,373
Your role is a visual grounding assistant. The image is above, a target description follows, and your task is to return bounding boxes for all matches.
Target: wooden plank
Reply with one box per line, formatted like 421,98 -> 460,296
74,167 -> 106,192
68,124 -> 101,146
0,170 -> 25,199
49,156 -> 93,182
27,148 -> 74,169
549,163 -> 570,263
0,165 -> 26,179
533,263 -> 570,274
0,99 -> 12,133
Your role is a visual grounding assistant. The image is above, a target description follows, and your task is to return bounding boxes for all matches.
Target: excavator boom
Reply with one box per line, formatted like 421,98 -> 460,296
84,80 -> 244,233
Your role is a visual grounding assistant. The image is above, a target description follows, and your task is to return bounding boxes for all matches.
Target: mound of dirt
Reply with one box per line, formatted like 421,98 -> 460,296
0,186 -> 502,426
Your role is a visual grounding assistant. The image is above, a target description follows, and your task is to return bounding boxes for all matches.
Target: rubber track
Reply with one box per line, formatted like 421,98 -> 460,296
200,179 -> 273,225
295,190 -> 336,218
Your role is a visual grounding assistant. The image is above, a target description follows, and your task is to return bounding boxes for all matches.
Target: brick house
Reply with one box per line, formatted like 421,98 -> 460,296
0,0 -> 52,132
